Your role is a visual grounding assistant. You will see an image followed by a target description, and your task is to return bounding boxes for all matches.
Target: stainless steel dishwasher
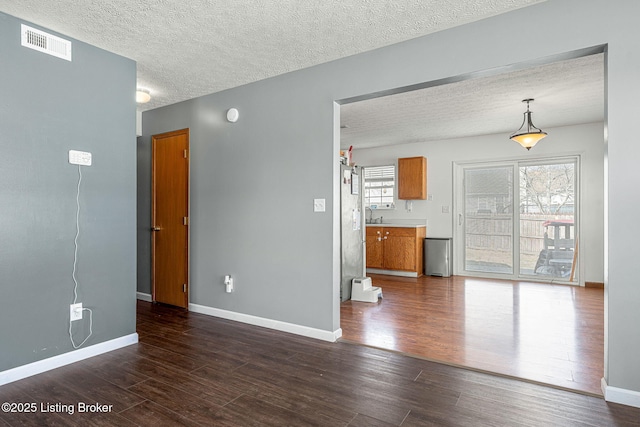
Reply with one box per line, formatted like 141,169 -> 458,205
424,238 -> 452,277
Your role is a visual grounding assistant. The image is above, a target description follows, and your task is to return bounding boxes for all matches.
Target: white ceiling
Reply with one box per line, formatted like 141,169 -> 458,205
1,0 -> 602,148
0,0 -> 542,113
340,53 -> 605,149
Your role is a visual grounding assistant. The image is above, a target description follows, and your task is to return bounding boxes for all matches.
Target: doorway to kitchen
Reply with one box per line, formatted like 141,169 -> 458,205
454,157 -> 579,284
337,49 -> 604,397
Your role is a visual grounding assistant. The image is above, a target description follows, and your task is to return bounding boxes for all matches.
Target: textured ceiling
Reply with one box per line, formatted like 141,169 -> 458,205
340,53 -> 605,149
0,0 -> 542,112
4,0 -> 595,149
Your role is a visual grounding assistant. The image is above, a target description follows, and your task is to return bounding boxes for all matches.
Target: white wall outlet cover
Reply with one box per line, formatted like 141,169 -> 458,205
69,150 -> 92,166
313,198 -> 326,212
70,303 -> 83,322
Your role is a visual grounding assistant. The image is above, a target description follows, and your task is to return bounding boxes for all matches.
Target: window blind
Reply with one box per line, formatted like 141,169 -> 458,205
364,165 -> 395,181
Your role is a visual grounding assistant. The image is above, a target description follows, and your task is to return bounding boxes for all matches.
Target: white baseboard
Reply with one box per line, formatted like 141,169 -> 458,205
0,333 -> 138,387
366,268 -> 418,277
602,377 -> 640,408
189,303 -> 342,342
136,292 -> 152,302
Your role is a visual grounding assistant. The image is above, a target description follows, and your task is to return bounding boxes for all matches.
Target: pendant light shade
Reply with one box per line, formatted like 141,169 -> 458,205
510,98 -> 547,150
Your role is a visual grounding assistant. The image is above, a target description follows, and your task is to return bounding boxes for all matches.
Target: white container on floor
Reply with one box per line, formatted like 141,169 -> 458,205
351,277 -> 382,303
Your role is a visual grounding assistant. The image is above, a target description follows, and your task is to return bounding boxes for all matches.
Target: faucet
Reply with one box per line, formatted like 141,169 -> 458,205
365,208 -> 384,224
365,207 -> 372,224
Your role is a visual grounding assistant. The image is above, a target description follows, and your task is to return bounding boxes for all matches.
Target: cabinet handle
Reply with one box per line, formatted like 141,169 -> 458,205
383,236 -> 387,240
385,231 -> 389,235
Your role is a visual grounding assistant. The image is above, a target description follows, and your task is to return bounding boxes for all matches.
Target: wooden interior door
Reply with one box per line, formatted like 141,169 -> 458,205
152,129 -> 189,308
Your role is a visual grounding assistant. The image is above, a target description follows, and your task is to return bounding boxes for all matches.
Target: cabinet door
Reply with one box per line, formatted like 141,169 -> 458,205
365,227 -> 384,269
383,228 -> 416,271
398,156 -> 427,200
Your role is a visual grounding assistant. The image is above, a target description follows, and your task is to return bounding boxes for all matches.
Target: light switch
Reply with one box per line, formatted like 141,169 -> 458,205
442,205 -> 450,213
313,198 -> 326,212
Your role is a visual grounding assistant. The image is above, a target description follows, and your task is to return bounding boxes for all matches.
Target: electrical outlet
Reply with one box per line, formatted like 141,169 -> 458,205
70,303 -> 83,322
224,275 -> 234,293
69,150 -> 92,166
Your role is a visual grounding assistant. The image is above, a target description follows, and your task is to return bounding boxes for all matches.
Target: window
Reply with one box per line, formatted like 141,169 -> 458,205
364,165 -> 395,209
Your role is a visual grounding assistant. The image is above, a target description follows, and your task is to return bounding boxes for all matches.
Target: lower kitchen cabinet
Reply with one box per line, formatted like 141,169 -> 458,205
365,227 -> 384,269
366,226 -> 426,276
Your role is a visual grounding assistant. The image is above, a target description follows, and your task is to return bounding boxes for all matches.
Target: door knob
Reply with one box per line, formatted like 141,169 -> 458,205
152,226 -> 161,231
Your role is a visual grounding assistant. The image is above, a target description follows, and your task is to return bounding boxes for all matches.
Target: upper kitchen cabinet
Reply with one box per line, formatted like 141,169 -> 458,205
398,156 -> 427,200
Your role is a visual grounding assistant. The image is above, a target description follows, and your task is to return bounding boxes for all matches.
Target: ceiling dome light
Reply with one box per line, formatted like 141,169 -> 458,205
510,98 -> 547,150
136,89 -> 151,104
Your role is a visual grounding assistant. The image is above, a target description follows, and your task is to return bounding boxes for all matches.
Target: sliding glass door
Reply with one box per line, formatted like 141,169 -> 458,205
462,165 -> 514,274
456,157 -> 578,283
519,161 -> 576,279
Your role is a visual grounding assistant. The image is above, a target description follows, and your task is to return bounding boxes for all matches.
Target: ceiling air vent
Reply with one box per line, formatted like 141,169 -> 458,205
21,24 -> 72,61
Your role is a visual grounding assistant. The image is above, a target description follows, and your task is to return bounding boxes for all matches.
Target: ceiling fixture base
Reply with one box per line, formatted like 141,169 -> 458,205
136,89 -> 151,104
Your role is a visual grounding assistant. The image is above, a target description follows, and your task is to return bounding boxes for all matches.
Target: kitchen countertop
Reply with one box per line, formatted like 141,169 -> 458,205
365,223 -> 426,228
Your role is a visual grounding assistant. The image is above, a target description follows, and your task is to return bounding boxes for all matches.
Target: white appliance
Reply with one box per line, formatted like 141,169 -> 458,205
340,164 -> 365,301
340,164 -> 383,301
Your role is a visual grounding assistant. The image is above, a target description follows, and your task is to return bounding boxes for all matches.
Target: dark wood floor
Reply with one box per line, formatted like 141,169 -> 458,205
341,274 -> 604,396
2,300 -> 638,426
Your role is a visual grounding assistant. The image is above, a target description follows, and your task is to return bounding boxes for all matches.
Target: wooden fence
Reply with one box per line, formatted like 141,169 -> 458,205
466,214 -> 574,255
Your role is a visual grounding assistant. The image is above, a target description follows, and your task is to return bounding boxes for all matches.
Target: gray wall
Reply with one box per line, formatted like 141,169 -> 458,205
139,0 -> 640,394
0,13 -> 137,371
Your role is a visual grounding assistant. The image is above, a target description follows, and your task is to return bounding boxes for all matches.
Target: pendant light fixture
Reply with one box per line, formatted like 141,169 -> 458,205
510,98 -> 547,150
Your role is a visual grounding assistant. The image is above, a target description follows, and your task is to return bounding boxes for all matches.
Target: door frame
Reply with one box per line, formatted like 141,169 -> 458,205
151,128 -> 190,307
453,154 -> 582,285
